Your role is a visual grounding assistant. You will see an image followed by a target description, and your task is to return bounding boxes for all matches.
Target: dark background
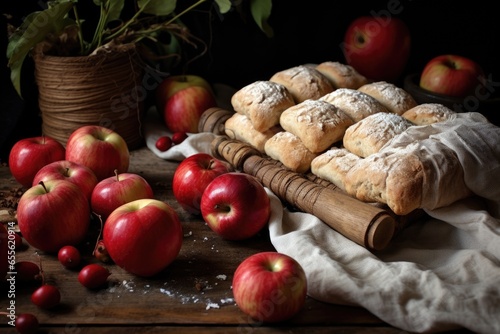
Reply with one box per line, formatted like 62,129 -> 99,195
1,0 -> 499,162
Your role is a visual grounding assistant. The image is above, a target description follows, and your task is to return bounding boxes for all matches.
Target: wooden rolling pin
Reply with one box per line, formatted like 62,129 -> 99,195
198,107 -> 417,250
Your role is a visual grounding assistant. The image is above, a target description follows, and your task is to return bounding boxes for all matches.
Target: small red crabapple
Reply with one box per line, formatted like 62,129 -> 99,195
155,136 -> 172,152
172,132 -> 188,145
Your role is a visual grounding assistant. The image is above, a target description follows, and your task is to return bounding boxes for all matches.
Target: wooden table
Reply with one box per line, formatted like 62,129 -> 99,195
0,146 -> 471,334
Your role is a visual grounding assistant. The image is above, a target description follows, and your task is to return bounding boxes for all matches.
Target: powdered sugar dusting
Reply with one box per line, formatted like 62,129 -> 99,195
236,80 -> 294,110
358,81 -> 417,114
402,103 -> 455,125
344,112 -> 413,157
320,88 -> 388,121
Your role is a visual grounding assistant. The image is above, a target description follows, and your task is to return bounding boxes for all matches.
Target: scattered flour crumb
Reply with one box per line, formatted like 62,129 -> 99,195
184,231 -> 193,237
220,297 -> 234,304
216,274 -> 227,281
206,302 -> 220,310
160,288 -> 175,297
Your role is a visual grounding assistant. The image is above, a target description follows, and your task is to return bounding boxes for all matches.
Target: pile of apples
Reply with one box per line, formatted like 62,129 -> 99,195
2,125 -> 308,327
9,125 -> 183,279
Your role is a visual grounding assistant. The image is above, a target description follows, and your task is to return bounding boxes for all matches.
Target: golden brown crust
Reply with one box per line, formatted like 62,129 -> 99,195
315,61 -> 369,89
320,88 -> 390,122
402,103 -> 456,125
358,81 -> 417,115
343,113 -> 413,157
344,151 -> 424,215
224,113 -> 282,153
264,131 -> 318,173
310,147 -> 361,192
269,65 -> 334,103
230,80 -> 295,132
279,99 -> 354,153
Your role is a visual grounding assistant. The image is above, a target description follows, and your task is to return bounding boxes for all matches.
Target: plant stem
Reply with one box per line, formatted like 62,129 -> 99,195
105,0 -> 208,44
104,0 -> 152,43
72,6 -> 85,55
143,0 -> 208,35
89,2 -> 109,53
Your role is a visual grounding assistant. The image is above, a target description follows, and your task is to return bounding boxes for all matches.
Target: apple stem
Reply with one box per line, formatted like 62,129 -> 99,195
214,204 -> 231,213
38,181 -> 48,193
114,169 -> 119,181
92,213 -> 104,256
207,159 -> 216,170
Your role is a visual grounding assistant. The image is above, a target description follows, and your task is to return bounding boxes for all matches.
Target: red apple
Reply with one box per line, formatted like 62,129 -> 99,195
32,160 -> 98,201
164,86 -> 218,133
8,136 -> 66,188
232,251 -> 308,323
342,16 -> 411,82
102,199 -> 183,277
17,180 -> 91,253
172,153 -> 233,215
419,54 -> 486,97
65,125 -> 130,181
156,74 -> 214,113
200,172 -> 271,240
90,171 -> 154,220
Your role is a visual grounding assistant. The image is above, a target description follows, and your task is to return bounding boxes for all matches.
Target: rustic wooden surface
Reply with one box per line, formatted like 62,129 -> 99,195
0,146 -> 470,333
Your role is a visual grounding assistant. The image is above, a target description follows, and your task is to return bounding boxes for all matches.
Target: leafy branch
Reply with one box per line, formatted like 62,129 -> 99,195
6,0 -> 273,98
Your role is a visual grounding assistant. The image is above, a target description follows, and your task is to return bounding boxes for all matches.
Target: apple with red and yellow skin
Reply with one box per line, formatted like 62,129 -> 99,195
164,86 -> 218,133
419,54 -> 486,97
103,199 -> 183,277
172,153 -> 233,215
156,74 -> 214,113
65,125 -> 130,181
342,16 -> 411,82
91,171 -> 154,220
17,179 -> 91,253
200,172 -> 271,240
8,136 -> 66,188
232,252 -> 308,323
32,160 -> 98,201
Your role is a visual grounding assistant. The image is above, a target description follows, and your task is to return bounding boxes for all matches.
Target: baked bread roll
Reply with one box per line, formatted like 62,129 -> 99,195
315,61 -> 369,89
270,65 -> 334,103
402,103 -> 456,125
343,138 -> 471,215
231,80 -> 295,132
264,131 -> 318,173
279,99 -> 354,153
311,147 -> 361,192
344,151 -> 424,215
343,112 -> 414,157
358,81 -> 417,115
320,88 -> 390,122
224,113 -> 282,153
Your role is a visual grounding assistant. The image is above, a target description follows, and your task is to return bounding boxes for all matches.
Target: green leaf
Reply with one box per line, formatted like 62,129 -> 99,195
107,0 -> 125,22
214,0 -> 232,14
250,0 -> 274,37
138,0 -> 177,16
7,1 -> 75,97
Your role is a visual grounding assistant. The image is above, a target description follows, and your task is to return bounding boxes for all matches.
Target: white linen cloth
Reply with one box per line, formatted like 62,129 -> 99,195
144,109 -> 500,334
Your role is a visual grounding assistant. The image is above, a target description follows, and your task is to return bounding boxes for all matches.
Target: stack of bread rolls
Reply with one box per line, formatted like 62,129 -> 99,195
224,61 -> 462,215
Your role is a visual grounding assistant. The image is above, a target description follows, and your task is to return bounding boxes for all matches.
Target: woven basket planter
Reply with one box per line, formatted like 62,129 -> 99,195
33,44 -> 145,149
